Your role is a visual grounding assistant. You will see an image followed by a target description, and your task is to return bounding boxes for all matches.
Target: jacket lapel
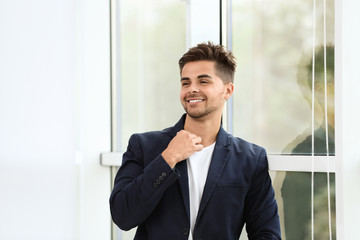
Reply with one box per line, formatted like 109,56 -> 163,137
196,127 -> 230,220
167,114 -> 191,221
176,161 -> 190,221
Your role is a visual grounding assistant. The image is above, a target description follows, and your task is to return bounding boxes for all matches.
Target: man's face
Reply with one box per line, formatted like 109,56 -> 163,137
180,60 -> 233,119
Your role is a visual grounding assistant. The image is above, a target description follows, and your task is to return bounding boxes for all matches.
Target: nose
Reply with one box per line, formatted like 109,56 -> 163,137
189,85 -> 199,93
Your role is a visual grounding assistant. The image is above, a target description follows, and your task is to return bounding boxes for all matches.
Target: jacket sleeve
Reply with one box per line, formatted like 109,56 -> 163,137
244,149 -> 281,239
109,134 -> 180,231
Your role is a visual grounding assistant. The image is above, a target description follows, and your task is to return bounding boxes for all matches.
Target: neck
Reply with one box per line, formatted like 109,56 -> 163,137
327,112 -> 335,128
184,113 -> 221,147
316,107 -> 335,128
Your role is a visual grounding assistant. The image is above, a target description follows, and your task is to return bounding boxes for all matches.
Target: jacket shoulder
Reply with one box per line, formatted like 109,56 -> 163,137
127,125 -> 177,155
228,134 -> 266,156
227,134 -> 268,170
132,125 -> 175,142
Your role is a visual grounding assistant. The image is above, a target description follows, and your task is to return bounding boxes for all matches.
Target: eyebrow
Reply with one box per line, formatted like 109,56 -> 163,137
180,74 -> 213,81
198,74 -> 212,79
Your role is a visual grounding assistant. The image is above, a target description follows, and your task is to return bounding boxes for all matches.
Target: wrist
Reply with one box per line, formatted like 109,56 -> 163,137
161,150 -> 178,169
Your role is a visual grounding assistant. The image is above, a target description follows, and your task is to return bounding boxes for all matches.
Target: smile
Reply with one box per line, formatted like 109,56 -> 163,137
187,99 -> 205,103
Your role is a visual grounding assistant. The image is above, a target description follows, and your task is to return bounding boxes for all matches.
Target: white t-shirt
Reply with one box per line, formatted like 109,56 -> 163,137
186,142 -> 216,240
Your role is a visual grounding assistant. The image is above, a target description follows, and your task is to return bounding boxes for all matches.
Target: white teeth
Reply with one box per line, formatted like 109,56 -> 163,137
188,99 -> 203,103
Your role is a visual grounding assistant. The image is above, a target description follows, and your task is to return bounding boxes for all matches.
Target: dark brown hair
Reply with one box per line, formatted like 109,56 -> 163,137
178,41 -> 236,83
305,45 -> 334,87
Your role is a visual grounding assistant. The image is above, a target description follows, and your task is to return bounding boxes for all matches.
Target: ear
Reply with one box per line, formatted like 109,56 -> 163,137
314,82 -> 323,91
224,83 -> 234,100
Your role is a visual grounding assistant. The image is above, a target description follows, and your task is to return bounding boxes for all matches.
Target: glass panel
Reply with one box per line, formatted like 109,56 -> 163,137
115,1 -> 187,239
271,171 -> 336,239
231,0 -> 335,154
118,0 -> 186,152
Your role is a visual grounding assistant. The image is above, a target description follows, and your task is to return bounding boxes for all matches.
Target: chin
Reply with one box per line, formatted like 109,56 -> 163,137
184,110 -> 204,119
186,109 -> 215,119
187,113 -> 206,119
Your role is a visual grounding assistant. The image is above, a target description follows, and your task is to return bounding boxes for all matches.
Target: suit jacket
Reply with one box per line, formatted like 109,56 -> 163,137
110,115 -> 281,240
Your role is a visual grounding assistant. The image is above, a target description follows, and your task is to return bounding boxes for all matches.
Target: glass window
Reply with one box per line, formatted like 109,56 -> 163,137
272,171 -> 336,239
231,0 -> 335,155
231,0 -> 336,239
113,1 -> 187,239
111,0 -> 337,238
117,0 -> 187,152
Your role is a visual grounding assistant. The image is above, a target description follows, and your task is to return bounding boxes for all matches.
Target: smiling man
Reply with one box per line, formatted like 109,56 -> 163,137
110,42 -> 281,240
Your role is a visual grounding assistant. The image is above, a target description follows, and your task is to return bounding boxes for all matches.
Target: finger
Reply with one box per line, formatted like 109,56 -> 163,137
192,136 -> 202,145
176,130 -> 186,136
194,144 -> 204,151
186,132 -> 197,138
177,130 -> 195,139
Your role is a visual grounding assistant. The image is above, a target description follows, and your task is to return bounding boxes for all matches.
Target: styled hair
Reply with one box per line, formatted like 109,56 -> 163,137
305,45 -> 335,88
296,45 -> 335,106
178,41 -> 237,83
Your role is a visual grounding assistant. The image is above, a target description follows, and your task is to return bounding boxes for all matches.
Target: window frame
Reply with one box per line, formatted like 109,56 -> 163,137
108,0 -> 344,239
222,0 -> 340,239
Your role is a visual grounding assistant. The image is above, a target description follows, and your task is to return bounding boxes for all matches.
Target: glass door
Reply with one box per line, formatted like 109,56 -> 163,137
230,0 -> 336,239
109,0 -> 221,239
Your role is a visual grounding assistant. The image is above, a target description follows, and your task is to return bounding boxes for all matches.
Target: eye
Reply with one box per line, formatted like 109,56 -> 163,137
181,82 -> 189,86
200,80 -> 208,84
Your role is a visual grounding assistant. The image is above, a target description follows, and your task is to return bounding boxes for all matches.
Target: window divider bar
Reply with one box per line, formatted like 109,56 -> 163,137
268,155 -> 336,172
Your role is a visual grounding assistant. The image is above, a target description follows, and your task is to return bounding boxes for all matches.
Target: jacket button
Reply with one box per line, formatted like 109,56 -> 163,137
156,179 -> 161,184
153,183 -> 158,188
159,176 -> 164,180
183,228 -> 189,236
162,172 -> 167,177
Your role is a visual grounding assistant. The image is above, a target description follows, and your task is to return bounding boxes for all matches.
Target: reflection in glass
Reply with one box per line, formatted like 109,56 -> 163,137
276,35 -> 336,240
232,0 -> 336,239
232,0 -> 335,154
283,45 -> 335,156
272,171 -> 336,240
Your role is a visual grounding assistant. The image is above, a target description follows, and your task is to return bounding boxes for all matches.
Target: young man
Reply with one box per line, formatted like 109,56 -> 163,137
110,42 -> 281,239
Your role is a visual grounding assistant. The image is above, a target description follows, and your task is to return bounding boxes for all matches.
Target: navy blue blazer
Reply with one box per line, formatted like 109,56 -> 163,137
110,115 -> 281,240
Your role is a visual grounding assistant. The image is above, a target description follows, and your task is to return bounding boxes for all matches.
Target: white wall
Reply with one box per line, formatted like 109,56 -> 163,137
0,0 -> 111,239
338,0 -> 360,239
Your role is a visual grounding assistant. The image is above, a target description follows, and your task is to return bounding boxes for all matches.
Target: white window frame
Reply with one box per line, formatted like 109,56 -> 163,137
107,1 -> 222,240
106,0 -> 360,239
220,0 -> 340,239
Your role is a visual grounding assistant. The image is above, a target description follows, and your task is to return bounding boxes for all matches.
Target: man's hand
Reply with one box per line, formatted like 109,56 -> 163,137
161,130 -> 204,168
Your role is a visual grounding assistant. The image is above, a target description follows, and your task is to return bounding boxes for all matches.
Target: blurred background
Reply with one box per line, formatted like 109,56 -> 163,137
0,0 -> 359,239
